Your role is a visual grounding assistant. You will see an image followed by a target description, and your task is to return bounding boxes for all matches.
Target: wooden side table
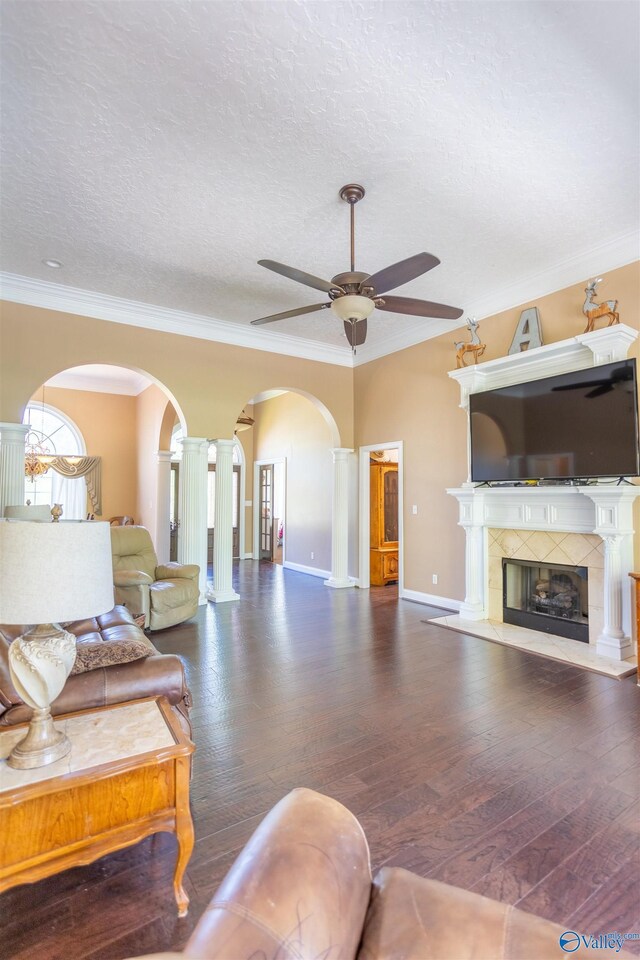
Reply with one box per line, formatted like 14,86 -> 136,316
0,696 -> 194,915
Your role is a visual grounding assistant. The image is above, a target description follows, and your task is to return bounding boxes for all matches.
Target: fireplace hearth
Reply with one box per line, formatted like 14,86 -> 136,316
503,558 -> 589,643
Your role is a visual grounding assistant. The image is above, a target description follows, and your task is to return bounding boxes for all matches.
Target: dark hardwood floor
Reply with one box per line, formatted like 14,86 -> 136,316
2,562 -> 639,959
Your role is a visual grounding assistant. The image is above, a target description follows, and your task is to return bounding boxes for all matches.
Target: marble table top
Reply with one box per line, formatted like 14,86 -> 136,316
0,699 -> 175,794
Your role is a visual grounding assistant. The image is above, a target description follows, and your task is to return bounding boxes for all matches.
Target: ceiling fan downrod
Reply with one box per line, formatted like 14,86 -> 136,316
339,183 -> 365,274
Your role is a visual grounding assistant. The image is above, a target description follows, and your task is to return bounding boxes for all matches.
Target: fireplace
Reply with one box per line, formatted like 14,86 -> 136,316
503,558 -> 589,643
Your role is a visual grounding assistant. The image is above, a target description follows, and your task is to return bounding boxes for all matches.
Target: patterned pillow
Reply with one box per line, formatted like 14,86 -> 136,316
71,639 -> 152,675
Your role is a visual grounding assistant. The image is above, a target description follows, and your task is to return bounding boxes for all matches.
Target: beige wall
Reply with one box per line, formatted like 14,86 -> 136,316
0,302 -> 354,444
355,261 -> 640,603
4,261 -> 639,596
29,385 -> 138,521
136,384 -> 175,540
252,392 -> 333,573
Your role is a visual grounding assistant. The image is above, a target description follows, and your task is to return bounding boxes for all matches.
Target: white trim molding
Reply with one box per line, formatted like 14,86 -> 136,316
3,230 -> 637,370
400,588 -> 461,612
0,273 -> 352,368
284,560 -> 333,580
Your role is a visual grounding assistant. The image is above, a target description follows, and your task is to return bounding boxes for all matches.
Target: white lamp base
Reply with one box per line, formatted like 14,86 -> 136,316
7,623 -> 76,769
7,707 -> 71,769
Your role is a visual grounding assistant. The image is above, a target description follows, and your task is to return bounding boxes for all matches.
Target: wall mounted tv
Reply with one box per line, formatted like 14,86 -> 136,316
469,358 -> 640,482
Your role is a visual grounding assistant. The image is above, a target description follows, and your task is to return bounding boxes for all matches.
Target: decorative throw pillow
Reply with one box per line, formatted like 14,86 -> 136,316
71,639 -> 152,675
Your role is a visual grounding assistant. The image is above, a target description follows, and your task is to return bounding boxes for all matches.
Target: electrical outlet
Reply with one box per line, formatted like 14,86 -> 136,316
310,552 -> 314,560
412,504 -> 418,515
432,574 -> 438,585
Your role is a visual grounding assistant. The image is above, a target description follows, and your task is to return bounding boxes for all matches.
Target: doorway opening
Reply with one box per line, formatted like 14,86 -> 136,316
359,442 -> 403,592
254,460 -> 285,564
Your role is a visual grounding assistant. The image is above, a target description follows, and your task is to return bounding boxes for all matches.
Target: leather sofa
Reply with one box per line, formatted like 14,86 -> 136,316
132,787 -> 636,960
0,605 -> 192,737
111,525 -> 200,631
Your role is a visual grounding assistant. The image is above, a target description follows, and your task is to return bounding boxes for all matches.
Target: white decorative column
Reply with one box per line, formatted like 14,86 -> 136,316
325,448 -> 354,589
155,450 -> 172,565
583,487 -> 639,660
178,437 -> 208,603
454,486 -> 487,620
599,536 -> 627,657
0,423 -> 29,514
207,439 -> 239,603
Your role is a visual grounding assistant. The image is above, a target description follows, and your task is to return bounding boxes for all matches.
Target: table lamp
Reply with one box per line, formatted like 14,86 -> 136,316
0,520 -> 114,769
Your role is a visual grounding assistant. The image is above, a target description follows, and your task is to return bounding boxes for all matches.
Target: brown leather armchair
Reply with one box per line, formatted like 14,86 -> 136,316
131,787 -> 635,960
111,526 -> 199,631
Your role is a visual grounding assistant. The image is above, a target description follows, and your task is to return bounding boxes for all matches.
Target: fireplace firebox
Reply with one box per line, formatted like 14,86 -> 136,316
502,558 -> 589,643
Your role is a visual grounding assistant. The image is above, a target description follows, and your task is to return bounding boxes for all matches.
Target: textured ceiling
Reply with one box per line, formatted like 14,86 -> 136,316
1,1 -> 638,356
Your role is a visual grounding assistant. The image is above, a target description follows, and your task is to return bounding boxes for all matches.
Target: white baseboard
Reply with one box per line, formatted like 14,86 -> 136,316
241,552 -> 254,560
400,588 -> 461,612
284,560 -> 331,580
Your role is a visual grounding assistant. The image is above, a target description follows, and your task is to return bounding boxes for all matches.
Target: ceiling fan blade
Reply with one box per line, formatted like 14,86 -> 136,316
258,260 -> 343,294
343,318 -> 368,347
364,253 -> 440,296
251,303 -> 329,325
377,295 -> 464,320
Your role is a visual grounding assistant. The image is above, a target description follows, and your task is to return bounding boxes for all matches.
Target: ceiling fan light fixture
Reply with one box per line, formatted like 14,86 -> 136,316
330,295 -> 375,323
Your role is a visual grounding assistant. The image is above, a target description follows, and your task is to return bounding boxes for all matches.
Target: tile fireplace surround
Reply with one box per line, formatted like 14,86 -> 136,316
446,324 -> 640,663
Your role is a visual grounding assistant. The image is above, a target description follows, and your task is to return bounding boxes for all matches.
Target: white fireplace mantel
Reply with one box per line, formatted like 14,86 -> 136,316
446,324 -> 640,662
447,485 -> 640,660
449,323 -> 638,407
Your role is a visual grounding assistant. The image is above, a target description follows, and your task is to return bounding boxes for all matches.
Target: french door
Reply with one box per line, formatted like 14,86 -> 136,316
259,464 -> 273,560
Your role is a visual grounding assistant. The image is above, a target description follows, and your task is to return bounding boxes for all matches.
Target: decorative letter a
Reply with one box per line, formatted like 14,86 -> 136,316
508,307 -> 543,354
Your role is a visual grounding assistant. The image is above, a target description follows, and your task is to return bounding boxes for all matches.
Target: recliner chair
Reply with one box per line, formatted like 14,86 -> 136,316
110,525 -> 199,631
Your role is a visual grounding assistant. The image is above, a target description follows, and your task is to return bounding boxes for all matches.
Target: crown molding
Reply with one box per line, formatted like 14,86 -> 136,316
353,230 -> 639,366
462,230 -> 639,326
45,367 -> 151,396
1,229 -> 637,371
0,273 -> 353,368
352,317 -> 461,365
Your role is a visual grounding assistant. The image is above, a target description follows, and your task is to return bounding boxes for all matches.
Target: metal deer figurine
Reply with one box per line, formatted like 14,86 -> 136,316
455,318 -> 486,368
582,278 -> 619,332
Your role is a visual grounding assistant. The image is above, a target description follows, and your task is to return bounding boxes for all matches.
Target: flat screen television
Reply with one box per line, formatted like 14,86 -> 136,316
469,358 -> 640,482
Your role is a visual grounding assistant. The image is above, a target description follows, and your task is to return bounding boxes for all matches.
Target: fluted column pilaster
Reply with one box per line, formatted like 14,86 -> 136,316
155,450 -> 172,565
597,535 -> 632,659
0,423 -> 29,515
459,524 -> 486,620
324,448 -> 354,589
178,437 -> 208,602
207,439 -> 239,603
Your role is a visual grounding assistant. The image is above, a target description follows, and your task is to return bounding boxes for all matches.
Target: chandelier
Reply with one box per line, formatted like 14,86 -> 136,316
24,429 -> 55,482
235,410 -> 255,433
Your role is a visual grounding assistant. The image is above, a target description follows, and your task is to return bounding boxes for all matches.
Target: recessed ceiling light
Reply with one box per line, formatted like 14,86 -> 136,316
42,259 -> 63,268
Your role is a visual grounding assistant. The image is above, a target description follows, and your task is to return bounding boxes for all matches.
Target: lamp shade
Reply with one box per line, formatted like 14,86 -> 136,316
0,521 -> 114,624
330,295 -> 375,323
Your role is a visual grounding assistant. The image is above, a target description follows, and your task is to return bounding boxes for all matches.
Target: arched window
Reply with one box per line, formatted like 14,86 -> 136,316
22,403 -> 86,517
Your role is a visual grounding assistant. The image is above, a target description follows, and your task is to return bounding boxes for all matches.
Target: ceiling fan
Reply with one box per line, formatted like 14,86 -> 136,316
251,184 -> 464,351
